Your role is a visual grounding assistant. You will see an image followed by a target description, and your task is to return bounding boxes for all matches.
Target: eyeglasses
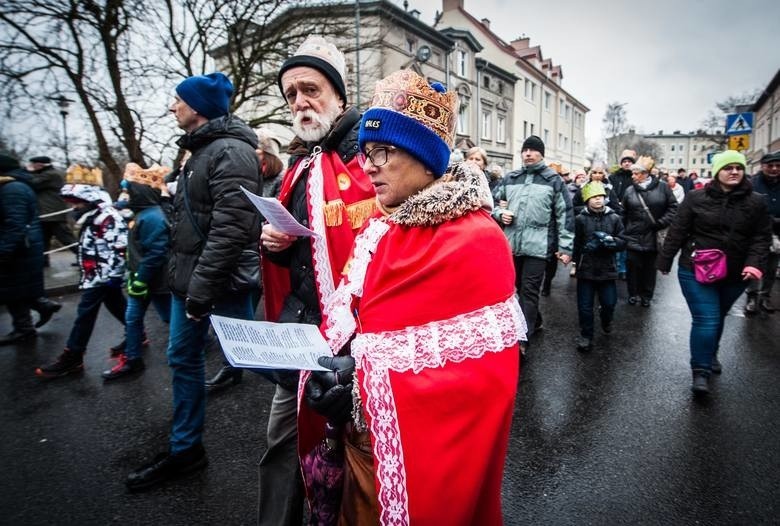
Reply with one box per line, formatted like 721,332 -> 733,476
364,145 -> 397,167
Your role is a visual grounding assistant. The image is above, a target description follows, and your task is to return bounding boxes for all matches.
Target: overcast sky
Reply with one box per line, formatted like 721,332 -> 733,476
399,0 -> 780,148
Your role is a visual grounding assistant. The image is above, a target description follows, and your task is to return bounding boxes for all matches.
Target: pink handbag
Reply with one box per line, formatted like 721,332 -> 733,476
691,248 -> 727,284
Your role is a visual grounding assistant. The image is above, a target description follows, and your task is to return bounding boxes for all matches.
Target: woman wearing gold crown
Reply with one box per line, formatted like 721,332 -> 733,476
620,155 -> 678,307
298,70 -> 525,525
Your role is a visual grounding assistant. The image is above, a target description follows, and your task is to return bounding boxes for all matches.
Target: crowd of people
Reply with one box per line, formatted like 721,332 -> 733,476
1,34 -> 778,525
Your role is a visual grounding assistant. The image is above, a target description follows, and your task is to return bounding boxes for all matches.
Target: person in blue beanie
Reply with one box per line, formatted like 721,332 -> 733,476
126,72 -> 260,491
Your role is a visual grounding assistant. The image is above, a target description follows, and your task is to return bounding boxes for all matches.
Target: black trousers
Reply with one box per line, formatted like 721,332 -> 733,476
41,221 -> 77,254
626,250 -> 658,300
514,256 -> 547,340
5,300 -> 35,332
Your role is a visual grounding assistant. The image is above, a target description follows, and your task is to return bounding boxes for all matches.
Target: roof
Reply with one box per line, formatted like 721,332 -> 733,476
752,68 -> 780,111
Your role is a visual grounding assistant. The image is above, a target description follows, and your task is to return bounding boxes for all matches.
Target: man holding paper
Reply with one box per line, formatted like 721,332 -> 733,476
257,35 -> 375,525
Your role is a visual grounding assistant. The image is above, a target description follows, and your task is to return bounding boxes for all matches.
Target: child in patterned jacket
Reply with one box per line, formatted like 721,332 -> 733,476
36,178 -> 128,379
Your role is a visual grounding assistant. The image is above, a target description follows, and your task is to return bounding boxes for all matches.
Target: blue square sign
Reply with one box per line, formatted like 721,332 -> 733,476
725,113 -> 753,136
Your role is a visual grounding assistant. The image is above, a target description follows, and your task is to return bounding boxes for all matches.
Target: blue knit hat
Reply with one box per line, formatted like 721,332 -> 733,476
359,70 -> 458,177
175,72 -> 233,120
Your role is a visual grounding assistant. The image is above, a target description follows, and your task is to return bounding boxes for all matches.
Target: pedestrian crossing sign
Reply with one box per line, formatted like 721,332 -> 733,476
725,113 -> 753,136
728,134 -> 750,151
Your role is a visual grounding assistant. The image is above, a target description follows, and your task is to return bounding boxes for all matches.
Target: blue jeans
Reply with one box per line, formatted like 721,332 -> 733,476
677,267 -> 746,373
576,279 -> 617,340
66,285 -> 126,353
616,250 -> 627,274
124,293 -> 171,360
167,292 -> 254,454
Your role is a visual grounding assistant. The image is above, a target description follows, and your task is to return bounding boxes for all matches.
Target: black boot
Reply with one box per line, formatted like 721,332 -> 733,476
126,443 -> 207,492
33,298 -> 62,328
759,297 -> 775,313
205,365 -> 243,391
0,328 -> 36,345
744,295 -> 759,314
109,334 -> 150,357
35,349 -> 84,379
691,370 -> 710,395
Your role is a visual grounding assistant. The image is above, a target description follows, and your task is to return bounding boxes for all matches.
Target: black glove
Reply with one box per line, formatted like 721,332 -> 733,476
304,355 -> 356,424
185,297 -> 212,319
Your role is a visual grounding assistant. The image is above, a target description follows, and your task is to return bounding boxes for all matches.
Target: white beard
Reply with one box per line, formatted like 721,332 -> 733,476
292,103 -> 342,142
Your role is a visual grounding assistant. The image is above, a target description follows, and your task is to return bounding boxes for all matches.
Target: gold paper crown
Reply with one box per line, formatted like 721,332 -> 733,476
123,163 -> 170,192
634,155 -> 655,172
65,164 -> 103,186
370,69 -> 458,146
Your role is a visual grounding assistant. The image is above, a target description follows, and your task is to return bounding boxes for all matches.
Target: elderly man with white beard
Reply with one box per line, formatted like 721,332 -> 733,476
256,36 -> 376,525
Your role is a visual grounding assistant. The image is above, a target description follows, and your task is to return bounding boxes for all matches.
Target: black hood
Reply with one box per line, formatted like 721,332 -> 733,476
176,115 -> 258,152
1,167 -> 34,187
127,181 -> 162,212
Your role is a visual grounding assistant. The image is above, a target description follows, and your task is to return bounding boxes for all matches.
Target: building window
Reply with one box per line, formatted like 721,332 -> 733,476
483,75 -> 490,89
693,144 -> 698,151
498,82 -> 504,95
543,129 -> 549,143
544,92 -> 551,111
433,51 -> 442,65
679,144 -> 684,151
497,115 -> 506,143
524,79 -> 536,102
565,104 -> 571,121
692,158 -> 697,165
523,120 -> 528,138
679,158 -> 683,164
558,132 -> 563,146
407,38 -> 415,53
671,145 -> 675,151
530,123 -> 535,136
481,110 -> 491,140
660,158 -> 664,164
457,104 -> 468,134
457,49 -> 468,77
559,98 -> 565,117
669,158 -> 674,165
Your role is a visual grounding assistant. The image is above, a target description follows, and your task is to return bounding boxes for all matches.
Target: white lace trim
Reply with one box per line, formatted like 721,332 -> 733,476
361,363 -> 409,525
353,296 -> 525,373
357,296 -> 525,524
322,218 -> 390,352
307,153 -> 337,306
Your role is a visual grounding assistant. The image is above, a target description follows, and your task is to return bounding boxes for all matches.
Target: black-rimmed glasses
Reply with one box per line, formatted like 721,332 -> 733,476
365,145 -> 397,167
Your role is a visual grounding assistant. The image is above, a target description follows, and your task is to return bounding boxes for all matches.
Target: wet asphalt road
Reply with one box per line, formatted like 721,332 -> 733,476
1,268 -> 778,525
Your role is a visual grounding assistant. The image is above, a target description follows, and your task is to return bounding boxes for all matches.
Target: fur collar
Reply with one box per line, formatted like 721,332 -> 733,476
391,161 -> 493,227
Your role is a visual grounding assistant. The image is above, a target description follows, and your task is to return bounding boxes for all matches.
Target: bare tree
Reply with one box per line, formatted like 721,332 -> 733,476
701,89 -> 761,148
602,102 -> 629,164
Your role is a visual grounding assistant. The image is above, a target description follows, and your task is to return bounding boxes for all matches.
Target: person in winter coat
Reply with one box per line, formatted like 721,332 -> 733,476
573,181 -> 626,351
26,155 -> 77,265
572,161 -> 623,216
102,164 -> 172,381
666,173 -> 686,204
0,155 -> 48,345
35,172 -> 128,377
126,72 -> 260,491
744,150 -> 780,314
657,150 -> 771,395
493,135 -> 574,352
621,156 -> 677,306
255,127 -> 284,198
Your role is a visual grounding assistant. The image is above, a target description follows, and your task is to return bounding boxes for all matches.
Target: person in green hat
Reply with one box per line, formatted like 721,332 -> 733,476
657,150 -> 772,395
572,181 -> 626,351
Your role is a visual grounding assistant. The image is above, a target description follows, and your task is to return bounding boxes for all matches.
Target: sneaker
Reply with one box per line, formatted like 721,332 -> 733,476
126,443 -> 207,492
109,335 -> 150,357
569,264 -> 577,277
540,287 -> 550,297
35,350 -> 84,379
711,357 -> 722,375
102,354 -> 145,381
627,296 -> 638,306
576,336 -> 592,352
601,320 -> 613,334
641,298 -> 651,308
691,371 -> 710,394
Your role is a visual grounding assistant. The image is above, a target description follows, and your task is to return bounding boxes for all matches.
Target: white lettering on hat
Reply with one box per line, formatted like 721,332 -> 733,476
364,119 -> 381,129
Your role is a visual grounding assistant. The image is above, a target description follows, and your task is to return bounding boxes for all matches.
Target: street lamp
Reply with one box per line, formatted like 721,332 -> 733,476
54,95 -> 75,165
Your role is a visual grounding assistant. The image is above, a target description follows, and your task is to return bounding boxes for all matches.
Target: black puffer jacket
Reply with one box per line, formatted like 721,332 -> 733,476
621,178 -> 677,252
610,168 -> 633,200
573,206 -> 626,280
169,115 -> 260,303
265,107 -> 361,326
28,166 -> 70,222
657,180 -> 772,283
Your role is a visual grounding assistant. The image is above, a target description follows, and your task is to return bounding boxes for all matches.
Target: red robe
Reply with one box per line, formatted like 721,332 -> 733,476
312,195 -> 525,524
